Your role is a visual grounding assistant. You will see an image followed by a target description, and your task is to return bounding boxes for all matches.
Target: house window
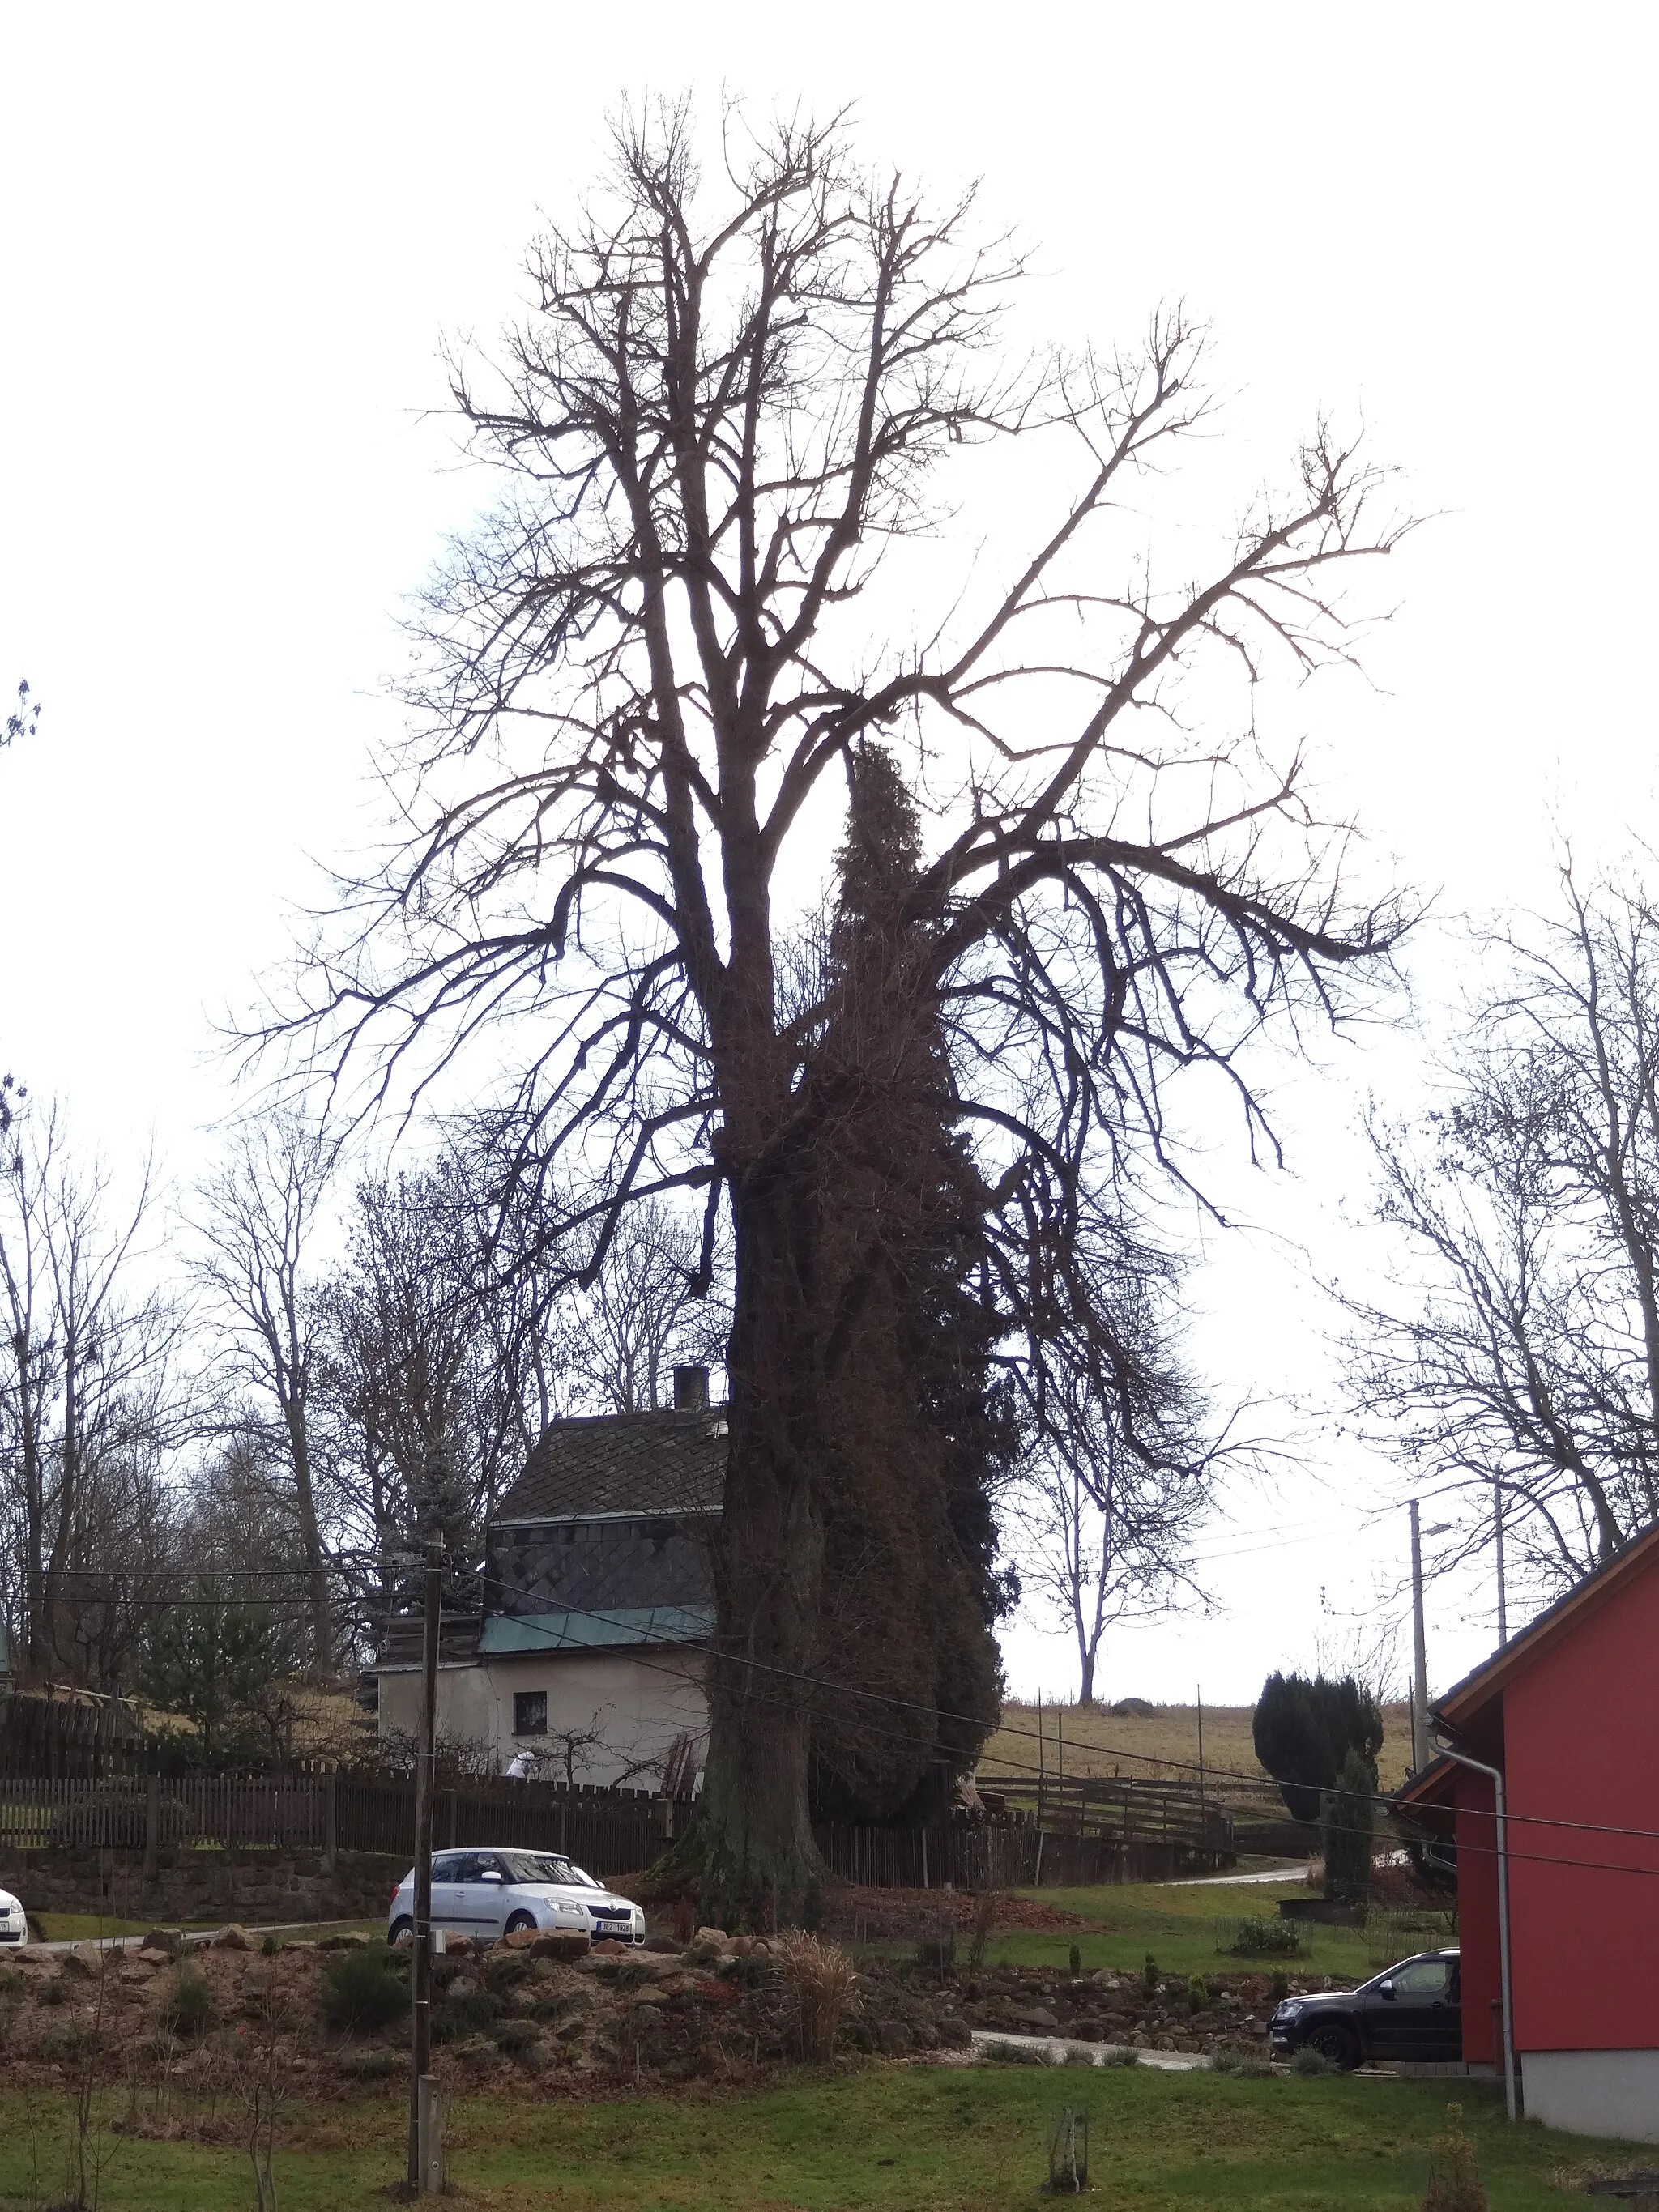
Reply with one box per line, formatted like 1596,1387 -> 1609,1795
514,1691 -> 548,1737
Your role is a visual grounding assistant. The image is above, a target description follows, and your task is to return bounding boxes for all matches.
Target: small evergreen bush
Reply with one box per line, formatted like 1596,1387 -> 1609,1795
1292,2045 -> 1336,2077
1422,2103 -> 1489,2212
1068,1945 -> 1082,1975
322,1945 -> 407,2033
1270,1969 -> 1291,2001
1142,1954 -> 1159,1995
1229,1915 -> 1303,1957
163,1960 -> 215,2039
1187,1974 -> 1209,2012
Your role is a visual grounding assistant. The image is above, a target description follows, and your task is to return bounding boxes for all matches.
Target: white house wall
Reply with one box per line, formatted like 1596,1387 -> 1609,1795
377,1650 -> 708,1788
1522,2049 -> 1659,2143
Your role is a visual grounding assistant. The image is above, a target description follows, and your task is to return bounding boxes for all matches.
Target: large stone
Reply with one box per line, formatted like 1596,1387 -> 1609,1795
139,1929 -> 182,1958
1013,2006 -> 1060,2032
216,1924 -> 252,1951
527,1930 -> 589,1962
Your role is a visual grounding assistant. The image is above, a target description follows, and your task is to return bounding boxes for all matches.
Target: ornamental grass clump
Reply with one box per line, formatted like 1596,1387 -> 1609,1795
776,1931 -> 855,2065
1422,2104 -> 1489,2212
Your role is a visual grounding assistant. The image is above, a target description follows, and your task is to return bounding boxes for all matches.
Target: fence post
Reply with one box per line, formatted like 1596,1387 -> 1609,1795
322,1771 -> 338,1873
143,1773 -> 160,1884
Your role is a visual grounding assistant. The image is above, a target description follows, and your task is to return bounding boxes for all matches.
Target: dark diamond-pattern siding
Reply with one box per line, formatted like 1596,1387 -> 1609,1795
490,1519 -> 714,1616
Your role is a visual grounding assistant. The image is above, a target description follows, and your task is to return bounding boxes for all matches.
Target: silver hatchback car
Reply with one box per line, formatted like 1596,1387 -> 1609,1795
387,1847 -> 644,1946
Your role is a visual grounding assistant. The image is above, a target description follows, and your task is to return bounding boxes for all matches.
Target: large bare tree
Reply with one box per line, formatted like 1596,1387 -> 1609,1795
1344,867 -> 1659,1598
274,108 -> 1409,1892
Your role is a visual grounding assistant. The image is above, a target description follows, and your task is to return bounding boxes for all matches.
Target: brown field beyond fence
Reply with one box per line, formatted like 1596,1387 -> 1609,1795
977,1700 -> 1413,1831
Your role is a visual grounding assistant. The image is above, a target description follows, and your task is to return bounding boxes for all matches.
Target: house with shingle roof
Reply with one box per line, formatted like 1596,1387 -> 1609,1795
375,1367 -> 723,1791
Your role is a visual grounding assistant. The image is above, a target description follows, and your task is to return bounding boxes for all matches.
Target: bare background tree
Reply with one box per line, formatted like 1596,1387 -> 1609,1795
268,105 -> 1409,1893
1014,1230 -> 1215,1704
0,1104 -> 186,1686
555,1196 -> 727,1413
194,1114 -> 339,1675
1343,864 -> 1659,1600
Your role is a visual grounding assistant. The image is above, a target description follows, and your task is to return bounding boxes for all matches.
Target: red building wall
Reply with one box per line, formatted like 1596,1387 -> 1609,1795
1452,1767 -> 1501,2064
1501,1563 -> 1659,2053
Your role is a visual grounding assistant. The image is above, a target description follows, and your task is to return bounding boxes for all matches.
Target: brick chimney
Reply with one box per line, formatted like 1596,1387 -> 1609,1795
672,1363 -> 710,1411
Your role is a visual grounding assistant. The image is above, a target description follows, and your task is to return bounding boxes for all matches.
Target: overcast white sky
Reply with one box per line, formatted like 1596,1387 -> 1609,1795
2,2 -> 1653,1710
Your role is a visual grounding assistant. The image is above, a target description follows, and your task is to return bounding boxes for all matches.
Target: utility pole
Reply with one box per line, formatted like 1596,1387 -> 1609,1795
408,1541 -> 441,2193
1410,1500 -> 1429,1775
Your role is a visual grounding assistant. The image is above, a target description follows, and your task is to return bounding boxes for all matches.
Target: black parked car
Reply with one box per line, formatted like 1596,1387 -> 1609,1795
1269,1949 -> 1461,2070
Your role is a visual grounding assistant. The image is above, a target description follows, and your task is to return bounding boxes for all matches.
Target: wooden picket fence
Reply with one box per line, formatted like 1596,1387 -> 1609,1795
971,1769 -> 1235,1856
811,1820 -> 1229,1890
0,1774 -> 1235,1886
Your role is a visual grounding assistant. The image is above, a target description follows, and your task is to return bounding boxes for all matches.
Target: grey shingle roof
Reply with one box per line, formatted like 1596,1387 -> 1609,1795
494,1407 -> 727,1524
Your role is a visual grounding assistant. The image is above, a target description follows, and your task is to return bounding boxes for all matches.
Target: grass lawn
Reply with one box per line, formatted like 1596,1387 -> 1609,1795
30,1913 -> 224,1942
978,1880 -> 1449,1983
0,2065 -> 1628,2209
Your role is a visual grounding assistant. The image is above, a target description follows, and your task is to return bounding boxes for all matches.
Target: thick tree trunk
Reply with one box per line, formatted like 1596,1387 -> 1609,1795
691,1150 -> 830,1908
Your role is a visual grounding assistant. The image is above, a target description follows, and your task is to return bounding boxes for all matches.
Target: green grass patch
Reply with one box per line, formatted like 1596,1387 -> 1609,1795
31,1913 -> 222,1942
0,2066 -> 1632,2210
983,1881 -> 1387,1980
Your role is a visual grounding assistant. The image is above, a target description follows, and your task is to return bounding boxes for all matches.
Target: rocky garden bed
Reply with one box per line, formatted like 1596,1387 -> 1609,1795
0,1914 -> 1320,2123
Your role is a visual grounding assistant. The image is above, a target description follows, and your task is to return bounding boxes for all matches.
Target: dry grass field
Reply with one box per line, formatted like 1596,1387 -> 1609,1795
976,1700 -> 1414,1818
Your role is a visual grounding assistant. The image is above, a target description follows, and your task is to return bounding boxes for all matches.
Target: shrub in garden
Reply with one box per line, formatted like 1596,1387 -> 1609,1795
432,1986 -> 503,2044
1187,1974 -> 1209,2012
1068,1945 -> 1081,1975
777,1932 -> 855,2064
1270,1969 -> 1290,2001
1292,2046 -> 1336,2077
1142,1954 -> 1159,1995
1229,1915 -> 1303,1957
163,1961 -> 215,2039
322,1945 -> 408,2033
1422,2104 -> 1488,2212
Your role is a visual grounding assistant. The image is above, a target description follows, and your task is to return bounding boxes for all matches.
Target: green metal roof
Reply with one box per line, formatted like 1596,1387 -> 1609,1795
477,1606 -> 713,1656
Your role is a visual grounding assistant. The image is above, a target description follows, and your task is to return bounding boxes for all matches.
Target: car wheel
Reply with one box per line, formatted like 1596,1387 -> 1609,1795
1304,2019 -> 1360,2070
388,1916 -> 414,1946
504,1912 -> 537,1937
